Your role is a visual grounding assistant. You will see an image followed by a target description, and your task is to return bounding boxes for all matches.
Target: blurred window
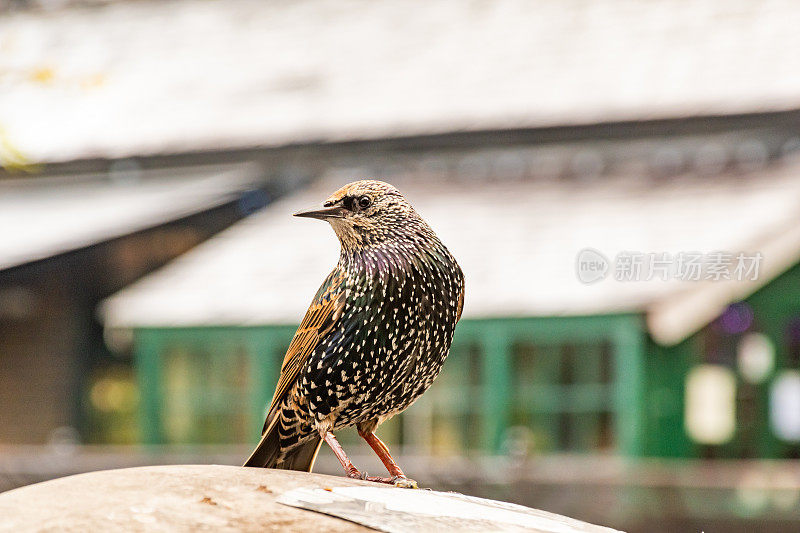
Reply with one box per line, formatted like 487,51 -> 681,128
161,343 -> 251,444
403,342 -> 482,456
392,339 -> 615,456
509,341 -> 614,453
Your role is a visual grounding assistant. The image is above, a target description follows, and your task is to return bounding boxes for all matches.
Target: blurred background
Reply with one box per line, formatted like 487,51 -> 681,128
3,0 -> 800,531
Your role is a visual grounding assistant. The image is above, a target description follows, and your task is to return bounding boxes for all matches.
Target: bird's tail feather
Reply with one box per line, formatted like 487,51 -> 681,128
279,436 -> 323,471
243,418 -> 322,472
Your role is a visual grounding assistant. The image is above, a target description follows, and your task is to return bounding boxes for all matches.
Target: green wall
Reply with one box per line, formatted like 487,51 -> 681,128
133,314 -> 647,456
641,261 -> 800,459
129,261 -> 800,459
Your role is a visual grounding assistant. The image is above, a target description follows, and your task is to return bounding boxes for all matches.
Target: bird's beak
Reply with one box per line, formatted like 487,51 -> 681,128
293,204 -> 346,220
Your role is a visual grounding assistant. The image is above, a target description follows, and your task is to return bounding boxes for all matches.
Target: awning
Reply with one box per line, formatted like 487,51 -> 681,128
0,163 -> 261,271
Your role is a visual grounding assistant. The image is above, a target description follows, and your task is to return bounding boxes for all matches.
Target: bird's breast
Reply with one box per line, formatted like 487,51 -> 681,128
302,243 -> 463,429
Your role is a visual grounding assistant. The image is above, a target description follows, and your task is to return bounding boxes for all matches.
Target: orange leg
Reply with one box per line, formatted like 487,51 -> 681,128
358,430 -> 417,488
323,432 -> 363,479
322,430 -> 418,488
358,430 -> 405,478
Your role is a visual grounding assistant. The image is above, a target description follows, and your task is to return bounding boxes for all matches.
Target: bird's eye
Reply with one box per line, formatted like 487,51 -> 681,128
358,196 -> 372,209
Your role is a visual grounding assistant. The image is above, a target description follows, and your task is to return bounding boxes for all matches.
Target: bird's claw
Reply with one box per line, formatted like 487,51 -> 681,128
345,469 -> 415,487
390,476 -> 418,489
361,474 -> 418,488
345,468 -> 367,480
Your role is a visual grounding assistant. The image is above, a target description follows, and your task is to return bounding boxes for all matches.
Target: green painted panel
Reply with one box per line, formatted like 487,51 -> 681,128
480,322 -> 512,452
134,329 -> 165,445
644,337 -> 694,458
571,344 -> 602,450
521,343 -> 560,452
453,314 -> 638,344
611,316 -> 646,457
246,330 -> 278,441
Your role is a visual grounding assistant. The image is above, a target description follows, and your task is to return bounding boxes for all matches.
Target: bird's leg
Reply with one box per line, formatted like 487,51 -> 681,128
322,431 -> 364,479
359,430 -> 405,477
358,430 -> 418,489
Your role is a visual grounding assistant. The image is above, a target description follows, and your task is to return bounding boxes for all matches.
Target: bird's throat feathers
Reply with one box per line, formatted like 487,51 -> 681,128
337,221 -> 449,282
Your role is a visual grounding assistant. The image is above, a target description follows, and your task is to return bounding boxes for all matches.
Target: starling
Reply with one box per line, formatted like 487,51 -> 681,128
244,180 -> 464,488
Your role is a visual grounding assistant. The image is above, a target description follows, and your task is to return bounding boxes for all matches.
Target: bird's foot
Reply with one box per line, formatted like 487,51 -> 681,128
390,476 -> 418,489
362,474 -> 418,489
345,467 -> 367,480
343,463 -> 417,488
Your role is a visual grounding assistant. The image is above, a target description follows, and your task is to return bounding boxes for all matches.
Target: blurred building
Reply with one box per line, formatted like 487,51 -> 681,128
0,164 -> 265,444
31,0 -> 789,458
102,154 -> 800,461
6,1 -> 800,530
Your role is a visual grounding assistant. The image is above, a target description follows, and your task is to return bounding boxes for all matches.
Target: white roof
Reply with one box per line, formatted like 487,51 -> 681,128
102,163 -> 800,345
0,163 -> 259,271
3,0 -> 800,163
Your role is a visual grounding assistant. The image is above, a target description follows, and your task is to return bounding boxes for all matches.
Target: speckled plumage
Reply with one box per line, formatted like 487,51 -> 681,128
244,181 -> 464,484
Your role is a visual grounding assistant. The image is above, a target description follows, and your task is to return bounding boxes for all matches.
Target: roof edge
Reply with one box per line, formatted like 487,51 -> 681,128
647,215 -> 800,345
7,107 -> 800,173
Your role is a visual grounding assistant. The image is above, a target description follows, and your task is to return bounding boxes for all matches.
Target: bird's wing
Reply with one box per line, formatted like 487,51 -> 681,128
262,269 -> 346,432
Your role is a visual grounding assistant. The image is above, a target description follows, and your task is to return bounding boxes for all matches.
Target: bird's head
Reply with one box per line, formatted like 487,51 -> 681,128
294,180 -> 420,249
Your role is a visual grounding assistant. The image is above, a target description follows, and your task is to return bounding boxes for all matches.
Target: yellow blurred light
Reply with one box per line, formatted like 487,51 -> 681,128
737,332 -> 775,384
90,378 -> 138,413
685,364 -> 736,445
29,67 -> 54,84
